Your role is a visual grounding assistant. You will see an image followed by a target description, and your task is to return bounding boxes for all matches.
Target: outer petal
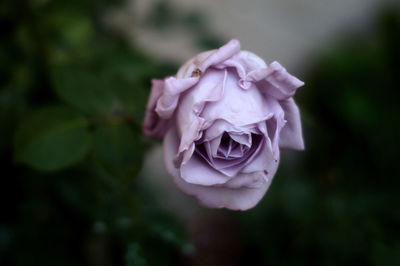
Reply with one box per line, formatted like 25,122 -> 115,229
158,39 -> 243,164
214,50 -> 267,82
143,79 -> 170,138
164,127 -> 276,210
279,98 -> 305,150
155,77 -> 199,119
262,97 -> 286,157
180,153 -> 230,186
197,39 -> 241,73
176,51 -> 214,79
258,61 -> 304,100
241,136 -> 280,176
176,39 -> 241,79
174,69 -> 227,166
200,69 -> 271,126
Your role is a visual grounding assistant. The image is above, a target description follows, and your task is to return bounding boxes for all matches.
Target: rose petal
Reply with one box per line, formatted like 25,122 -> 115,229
164,127 -> 275,210
258,61 -> 304,100
241,138 -> 279,176
175,69 -> 227,164
143,79 -> 170,138
177,69 -> 227,130
202,119 -> 255,142
155,77 -> 199,119
201,69 -> 272,126
198,39 -> 241,72
214,50 -> 268,80
177,51 -> 214,78
229,133 -> 251,147
209,135 -> 222,157
208,135 -> 264,177
180,152 -> 230,186
279,98 -> 305,150
176,39 -> 240,79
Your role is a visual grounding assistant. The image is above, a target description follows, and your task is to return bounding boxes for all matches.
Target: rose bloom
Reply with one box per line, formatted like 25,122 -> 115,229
143,39 -> 304,210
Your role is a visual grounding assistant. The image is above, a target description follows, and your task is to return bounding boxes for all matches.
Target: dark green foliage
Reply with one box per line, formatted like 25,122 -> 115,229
92,123 -> 144,179
14,105 -> 91,171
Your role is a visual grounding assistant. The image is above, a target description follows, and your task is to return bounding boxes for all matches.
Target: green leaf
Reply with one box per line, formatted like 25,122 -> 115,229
14,105 -> 91,171
92,123 -> 144,180
51,62 -> 149,120
52,65 -> 116,115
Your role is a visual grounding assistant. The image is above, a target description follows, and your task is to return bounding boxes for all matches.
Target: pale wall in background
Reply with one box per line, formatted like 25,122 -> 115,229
108,0 -> 397,70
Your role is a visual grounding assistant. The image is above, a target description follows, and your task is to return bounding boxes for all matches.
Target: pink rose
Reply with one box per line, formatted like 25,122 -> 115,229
143,39 -> 304,210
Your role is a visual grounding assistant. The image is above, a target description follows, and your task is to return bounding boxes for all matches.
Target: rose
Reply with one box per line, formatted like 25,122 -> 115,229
143,39 -> 304,210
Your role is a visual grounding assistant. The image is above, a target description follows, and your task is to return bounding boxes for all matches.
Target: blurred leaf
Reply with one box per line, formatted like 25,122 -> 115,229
14,105 -> 91,171
47,11 -> 94,64
52,65 -> 115,115
56,14 -> 93,48
51,60 -> 149,119
92,123 -> 144,179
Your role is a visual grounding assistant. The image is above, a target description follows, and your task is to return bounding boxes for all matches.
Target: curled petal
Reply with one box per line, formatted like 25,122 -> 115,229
176,51 -> 214,78
259,61 -> 304,100
214,50 -> 268,81
279,98 -> 305,150
197,39 -> 241,72
201,69 -> 272,126
261,97 -> 286,157
175,69 -> 227,165
143,79 -> 170,138
176,39 -> 241,79
176,117 -> 204,164
155,77 -> 198,119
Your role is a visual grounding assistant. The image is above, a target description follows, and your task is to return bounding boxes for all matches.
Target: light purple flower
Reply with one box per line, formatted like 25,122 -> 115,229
143,39 -> 304,210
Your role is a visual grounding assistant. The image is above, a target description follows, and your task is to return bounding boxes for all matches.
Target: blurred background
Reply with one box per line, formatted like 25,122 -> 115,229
1,0 -> 400,265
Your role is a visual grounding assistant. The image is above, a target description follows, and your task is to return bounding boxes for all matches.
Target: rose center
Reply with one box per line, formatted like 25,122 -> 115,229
195,131 -> 263,171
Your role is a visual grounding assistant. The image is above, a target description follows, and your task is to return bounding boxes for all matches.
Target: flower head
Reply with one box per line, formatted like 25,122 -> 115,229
143,39 -> 304,210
